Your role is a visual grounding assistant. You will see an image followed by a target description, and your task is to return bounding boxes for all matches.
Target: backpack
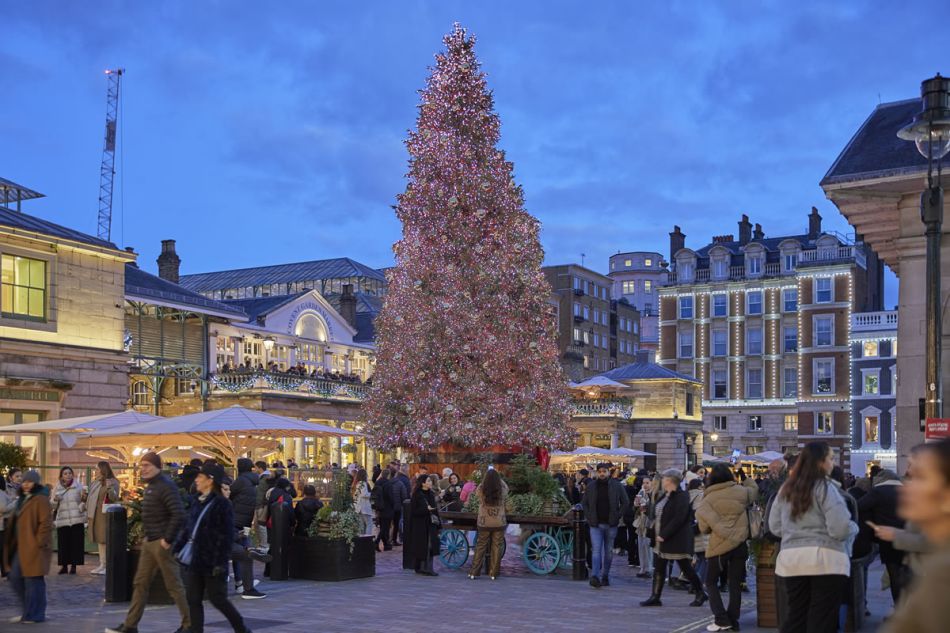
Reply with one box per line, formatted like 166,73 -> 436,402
370,482 -> 385,511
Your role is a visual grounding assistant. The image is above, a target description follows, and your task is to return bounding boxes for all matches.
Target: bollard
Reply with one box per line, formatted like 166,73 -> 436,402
104,506 -> 129,602
402,499 -> 414,570
572,505 -> 588,581
269,502 -> 292,581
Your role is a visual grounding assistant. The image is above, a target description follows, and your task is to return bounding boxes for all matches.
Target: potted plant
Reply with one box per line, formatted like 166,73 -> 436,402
288,468 -> 375,581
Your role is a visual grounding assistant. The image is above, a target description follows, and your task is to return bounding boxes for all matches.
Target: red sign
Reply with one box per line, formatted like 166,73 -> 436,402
925,418 -> 950,440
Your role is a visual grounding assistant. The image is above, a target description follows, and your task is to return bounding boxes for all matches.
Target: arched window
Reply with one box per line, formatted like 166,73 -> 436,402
131,381 -> 149,406
294,313 -> 328,342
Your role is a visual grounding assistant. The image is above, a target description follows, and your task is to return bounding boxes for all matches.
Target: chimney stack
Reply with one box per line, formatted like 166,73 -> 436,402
340,284 -> 357,328
669,226 -> 686,263
808,207 -> 822,238
157,240 -> 181,283
738,215 -> 752,245
753,223 -> 764,241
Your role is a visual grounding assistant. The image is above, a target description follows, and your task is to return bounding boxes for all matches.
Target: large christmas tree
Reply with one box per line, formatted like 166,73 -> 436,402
364,24 -> 574,452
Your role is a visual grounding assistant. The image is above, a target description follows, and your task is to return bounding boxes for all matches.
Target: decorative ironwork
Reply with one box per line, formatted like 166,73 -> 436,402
209,371 -> 369,401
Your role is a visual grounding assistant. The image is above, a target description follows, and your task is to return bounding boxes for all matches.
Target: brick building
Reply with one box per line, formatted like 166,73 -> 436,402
658,210 -> 884,469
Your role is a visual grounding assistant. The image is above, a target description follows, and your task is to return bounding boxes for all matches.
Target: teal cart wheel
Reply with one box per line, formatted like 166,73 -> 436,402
522,530 -> 561,575
439,528 -> 470,569
554,527 -> 573,569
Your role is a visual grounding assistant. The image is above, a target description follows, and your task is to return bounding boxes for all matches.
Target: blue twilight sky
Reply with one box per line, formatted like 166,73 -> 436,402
2,2 -> 945,307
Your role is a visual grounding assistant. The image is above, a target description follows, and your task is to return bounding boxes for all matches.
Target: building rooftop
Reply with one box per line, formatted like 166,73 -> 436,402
125,264 -> 247,320
822,98 -> 928,186
220,292 -> 310,323
601,361 -> 701,384
179,257 -> 387,293
0,205 -> 119,252
0,177 -> 44,207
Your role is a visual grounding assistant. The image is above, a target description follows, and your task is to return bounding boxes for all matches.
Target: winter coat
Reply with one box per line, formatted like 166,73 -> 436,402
408,488 -> 440,561
390,474 -> 409,513
229,470 -> 260,529
0,486 -> 17,532
857,472 -> 905,565
3,486 -> 53,577
87,478 -> 120,544
293,497 -> 323,536
655,488 -> 694,556
142,472 -> 185,544
174,493 -> 233,575
634,487 -> 654,537
442,484 -> 463,512
475,480 -> 508,529
689,489 -> 709,553
373,478 -> 395,518
51,480 -> 86,528
881,540 -> 950,633
354,481 -> 372,515
768,479 -> 857,556
696,478 -> 757,557
581,477 -> 631,527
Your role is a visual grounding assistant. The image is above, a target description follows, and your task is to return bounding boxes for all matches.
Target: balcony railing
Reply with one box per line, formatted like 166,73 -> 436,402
798,245 -> 866,268
568,398 -> 634,420
852,310 -> 898,332
210,371 -> 370,401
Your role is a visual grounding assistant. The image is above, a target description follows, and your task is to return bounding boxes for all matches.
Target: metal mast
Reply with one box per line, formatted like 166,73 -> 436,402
97,68 -> 124,242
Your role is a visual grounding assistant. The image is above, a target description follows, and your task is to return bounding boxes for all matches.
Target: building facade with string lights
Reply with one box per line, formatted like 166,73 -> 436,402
608,251 -> 667,356
658,210 -> 885,470
849,310 -> 898,475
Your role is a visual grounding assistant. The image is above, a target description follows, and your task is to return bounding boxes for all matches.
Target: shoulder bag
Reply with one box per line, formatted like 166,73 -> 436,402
176,499 -> 215,566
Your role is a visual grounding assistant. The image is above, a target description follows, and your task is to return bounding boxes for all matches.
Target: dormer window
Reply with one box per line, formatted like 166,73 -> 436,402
713,259 -> 727,279
644,258 -> 652,267
748,257 -> 762,275
679,262 -> 693,281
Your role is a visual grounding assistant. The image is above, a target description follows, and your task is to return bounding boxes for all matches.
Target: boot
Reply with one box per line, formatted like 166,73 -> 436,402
640,570 -> 665,606
689,589 -> 708,606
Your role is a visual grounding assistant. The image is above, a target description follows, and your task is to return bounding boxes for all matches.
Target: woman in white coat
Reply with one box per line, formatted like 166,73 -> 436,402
51,466 -> 86,574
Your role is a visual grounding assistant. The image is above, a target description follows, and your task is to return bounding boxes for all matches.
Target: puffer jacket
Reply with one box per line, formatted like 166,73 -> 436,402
696,478 -> 757,557
142,472 -> 185,543
51,480 -> 86,528
174,492 -> 233,574
229,470 -> 259,529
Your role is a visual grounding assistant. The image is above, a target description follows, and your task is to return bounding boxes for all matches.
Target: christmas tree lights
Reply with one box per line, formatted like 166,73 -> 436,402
362,24 -> 574,451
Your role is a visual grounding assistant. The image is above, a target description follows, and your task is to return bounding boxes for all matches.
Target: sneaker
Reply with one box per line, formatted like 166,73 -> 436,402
241,589 -> 267,600
706,624 -> 733,632
8,617 -> 22,624
601,576 -> 610,587
105,626 -> 137,633
235,581 -> 243,592
91,566 -> 107,576
589,576 -> 601,588
249,550 -> 272,563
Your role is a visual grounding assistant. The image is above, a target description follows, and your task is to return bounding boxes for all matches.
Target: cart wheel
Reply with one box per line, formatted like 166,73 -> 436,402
439,528 -> 470,569
554,527 -> 573,569
522,530 -> 561,575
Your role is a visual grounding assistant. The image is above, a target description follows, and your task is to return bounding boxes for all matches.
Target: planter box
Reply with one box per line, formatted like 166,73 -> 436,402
127,548 -> 175,605
755,541 -> 779,629
288,535 -> 375,581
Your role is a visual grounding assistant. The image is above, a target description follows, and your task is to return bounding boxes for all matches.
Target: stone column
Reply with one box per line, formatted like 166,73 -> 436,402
323,347 -> 333,373
610,431 -> 619,449
295,437 -> 305,465
232,336 -> 242,368
209,332 -> 218,371
288,345 -> 297,368
344,352 -> 352,375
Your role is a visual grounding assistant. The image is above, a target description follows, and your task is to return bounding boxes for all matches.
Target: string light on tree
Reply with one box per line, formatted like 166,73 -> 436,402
362,24 -> 574,451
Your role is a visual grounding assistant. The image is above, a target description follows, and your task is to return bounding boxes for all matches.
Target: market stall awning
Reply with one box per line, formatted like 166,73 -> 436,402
569,376 -> 628,390
75,405 -> 358,463
550,446 -> 653,465
748,450 -> 786,463
0,410 -> 161,434
700,453 -> 728,463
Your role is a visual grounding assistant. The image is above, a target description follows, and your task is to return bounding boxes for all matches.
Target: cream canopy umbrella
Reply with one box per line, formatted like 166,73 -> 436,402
549,446 -> 653,465
75,406 -> 358,464
0,410 -> 161,436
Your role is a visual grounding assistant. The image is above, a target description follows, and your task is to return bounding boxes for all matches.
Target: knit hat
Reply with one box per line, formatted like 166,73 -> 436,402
140,451 -> 162,470
21,470 -> 41,485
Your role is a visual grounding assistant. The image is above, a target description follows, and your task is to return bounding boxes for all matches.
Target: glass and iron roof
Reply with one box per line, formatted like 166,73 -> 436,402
179,257 -> 387,293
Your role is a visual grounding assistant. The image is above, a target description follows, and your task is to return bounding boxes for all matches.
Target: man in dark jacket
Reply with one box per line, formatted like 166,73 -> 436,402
581,463 -> 630,587
107,452 -> 190,633
858,469 -> 907,606
230,458 -> 259,530
293,485 -> 323,536
389,463 -> 409,546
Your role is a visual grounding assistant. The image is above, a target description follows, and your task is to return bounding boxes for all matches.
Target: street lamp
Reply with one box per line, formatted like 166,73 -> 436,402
710,432 -> 719,443
262,336 -> 276,352
898,74 -> 950,422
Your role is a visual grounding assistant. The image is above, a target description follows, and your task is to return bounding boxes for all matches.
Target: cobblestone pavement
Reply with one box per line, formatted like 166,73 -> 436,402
0,540 -> 893,633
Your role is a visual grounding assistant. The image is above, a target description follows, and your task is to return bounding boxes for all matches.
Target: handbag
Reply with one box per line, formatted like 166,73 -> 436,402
176,499 -> 215,566
747,504 -> 764,540
429,512 -> 441,527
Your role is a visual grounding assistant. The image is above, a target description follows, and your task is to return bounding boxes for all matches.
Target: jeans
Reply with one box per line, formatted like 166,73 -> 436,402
185,570 -> 247,633
8,553 -> 46,622
376,516 -> 392,548
779,574 -> 846,633
360,513 -> 374,536
705,542 -> 747,627
588,524 -> 617,580
694,550 -> 707,585
638,532 -> 653,574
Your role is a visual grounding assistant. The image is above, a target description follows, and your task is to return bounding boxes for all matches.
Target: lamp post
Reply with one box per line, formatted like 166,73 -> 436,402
898,74 -> 950,423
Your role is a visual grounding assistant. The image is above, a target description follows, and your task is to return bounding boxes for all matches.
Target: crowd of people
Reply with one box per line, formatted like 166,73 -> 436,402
2,438 -> 950,632
215,362 -> 371,386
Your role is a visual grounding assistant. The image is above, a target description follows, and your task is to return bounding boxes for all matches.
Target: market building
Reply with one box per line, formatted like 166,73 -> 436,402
0,179 -> 135,464
849,310 -> 898,475
821,96 -> 946,473
608,251 -> 667,356
658,211 -> 885,470
568,354 -> 703,471
543,263 -> 641,381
